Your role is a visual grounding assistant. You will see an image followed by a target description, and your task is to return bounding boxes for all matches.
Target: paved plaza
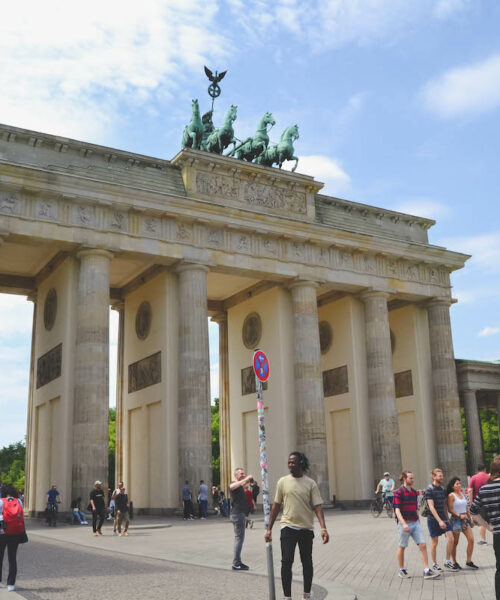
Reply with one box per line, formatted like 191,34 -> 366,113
0,510 -> 496,599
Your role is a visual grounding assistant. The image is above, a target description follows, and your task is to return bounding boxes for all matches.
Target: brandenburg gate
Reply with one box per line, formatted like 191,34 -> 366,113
0,121 -> 469,513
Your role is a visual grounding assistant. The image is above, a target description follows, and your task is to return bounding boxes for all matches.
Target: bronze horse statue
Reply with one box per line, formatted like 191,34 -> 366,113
182,99 -> 203,150
206,105 -> 238,154
255,124 -> 300,171
228,112 -> 275,162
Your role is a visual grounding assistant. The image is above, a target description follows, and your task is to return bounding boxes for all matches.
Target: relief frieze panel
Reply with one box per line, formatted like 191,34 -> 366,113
128,351 -> 162,393
0,193 -> 22,216
108,210 -> 128,231
72,204 -> 94,227
36,199 -> 58,221
243,182 -> 306,215
36,343 -> 62,389
196,172 -> 239,201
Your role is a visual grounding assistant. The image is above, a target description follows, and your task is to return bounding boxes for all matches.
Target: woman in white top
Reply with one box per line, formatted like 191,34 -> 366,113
446,477 -> 478,569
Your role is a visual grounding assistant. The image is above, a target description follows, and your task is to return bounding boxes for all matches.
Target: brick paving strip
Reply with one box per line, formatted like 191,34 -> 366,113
12,510 -> 496,599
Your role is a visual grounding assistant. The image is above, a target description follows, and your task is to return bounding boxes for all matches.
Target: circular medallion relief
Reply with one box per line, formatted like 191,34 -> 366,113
43,288 -> 57,331
319,321 -> 333,354
136,301 -> 152,340
242,312 -> 262,349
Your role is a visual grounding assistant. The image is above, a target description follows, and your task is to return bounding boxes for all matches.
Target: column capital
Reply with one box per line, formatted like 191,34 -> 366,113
425,296 -> 456,309
111,300 -> 125,312
27,291 -> 37,303
287,278 -> 319,291
76,248 -> 114,261
211,311 -> 227,325
359,289 -> 390,302
174,261 -> 209,275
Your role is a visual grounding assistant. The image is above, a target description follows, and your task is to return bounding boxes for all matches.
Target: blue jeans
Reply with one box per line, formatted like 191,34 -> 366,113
200,499 -> 208,518
73,509 -> 87,524
231,512 -> 246,566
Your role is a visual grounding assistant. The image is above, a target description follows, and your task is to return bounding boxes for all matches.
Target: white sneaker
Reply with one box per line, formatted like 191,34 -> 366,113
7,585 -> 15,591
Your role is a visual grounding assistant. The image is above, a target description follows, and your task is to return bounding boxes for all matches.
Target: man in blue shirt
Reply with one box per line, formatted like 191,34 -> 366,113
198,480 -> 209,519
182,481 -> 194,520
46,485 -> 61,527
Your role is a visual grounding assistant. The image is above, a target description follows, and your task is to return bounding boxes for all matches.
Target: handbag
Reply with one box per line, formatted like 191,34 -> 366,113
419,496 -> 429,518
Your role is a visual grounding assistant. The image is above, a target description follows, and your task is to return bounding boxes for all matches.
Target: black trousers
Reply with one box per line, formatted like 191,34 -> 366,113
280,527 -> 314,597
0,534 -> 19,586
494,533 -> 500,599
183,500 -> 194,519
92,510 -> 105,533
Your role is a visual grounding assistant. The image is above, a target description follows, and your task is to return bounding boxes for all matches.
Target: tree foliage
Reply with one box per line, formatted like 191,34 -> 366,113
109,407 -> 116,486
212,398 -> 220,486
0,441 -> 25,490
461,406 -> 499,472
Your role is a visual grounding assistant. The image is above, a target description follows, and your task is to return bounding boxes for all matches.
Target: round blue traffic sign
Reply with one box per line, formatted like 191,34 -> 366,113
253,350 -> 270,382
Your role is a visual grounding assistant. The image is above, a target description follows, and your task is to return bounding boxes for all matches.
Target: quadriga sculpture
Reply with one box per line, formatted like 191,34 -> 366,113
181,99 -> 203,150
206,105 -> 238,154
255,124 -> 299,172
228,112 -> 276,162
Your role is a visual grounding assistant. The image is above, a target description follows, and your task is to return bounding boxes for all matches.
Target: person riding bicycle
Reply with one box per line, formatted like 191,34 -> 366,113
376,472 -> 395,505
46,484 -> 61,526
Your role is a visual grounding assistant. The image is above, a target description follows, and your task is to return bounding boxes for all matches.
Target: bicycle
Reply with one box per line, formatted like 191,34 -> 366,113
370,492 -> 394,518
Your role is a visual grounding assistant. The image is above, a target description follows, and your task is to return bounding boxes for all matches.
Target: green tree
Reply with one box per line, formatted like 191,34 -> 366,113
212,398 -> 220,486
109,408 -> 116,486
0,441 -> 25,490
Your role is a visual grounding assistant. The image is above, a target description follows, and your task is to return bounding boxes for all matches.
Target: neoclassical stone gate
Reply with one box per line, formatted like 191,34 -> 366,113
0,123 -> 470,512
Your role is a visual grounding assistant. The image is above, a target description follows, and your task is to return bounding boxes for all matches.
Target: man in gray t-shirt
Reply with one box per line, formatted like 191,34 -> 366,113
199,480 -> 209,519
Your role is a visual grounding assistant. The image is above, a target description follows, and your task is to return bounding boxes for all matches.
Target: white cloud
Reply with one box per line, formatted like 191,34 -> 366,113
228,0 -> 469,51
0,1 -> 228,140
390,197 -> 450,220
441,231 -> 500,274
479,327 -> 500,337
285,155 -> 350,195
420,54 -> 500,119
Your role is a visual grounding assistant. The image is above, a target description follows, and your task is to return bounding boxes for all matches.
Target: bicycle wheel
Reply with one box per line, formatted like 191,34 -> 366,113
370,501 -> 382,518
385,502 -> 394,518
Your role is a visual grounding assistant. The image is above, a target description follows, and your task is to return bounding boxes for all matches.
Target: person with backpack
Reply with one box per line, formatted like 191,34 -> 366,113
0,483 -> 28,592
393,471 -> 439,579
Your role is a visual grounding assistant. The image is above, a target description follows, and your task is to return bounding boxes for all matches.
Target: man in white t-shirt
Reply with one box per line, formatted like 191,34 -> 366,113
376,472 -> 395,504
265,452 -> 329,600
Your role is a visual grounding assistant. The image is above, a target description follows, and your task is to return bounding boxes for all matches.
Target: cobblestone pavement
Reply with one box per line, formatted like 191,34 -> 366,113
1,510 -> 495,599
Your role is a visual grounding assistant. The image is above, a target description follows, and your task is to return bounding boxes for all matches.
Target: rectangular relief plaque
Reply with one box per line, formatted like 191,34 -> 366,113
36,343 -> 62,389
322,365 -> 349,397
395,370 -> 413,398
241,366 -> 268,396
128,351 -> 161,394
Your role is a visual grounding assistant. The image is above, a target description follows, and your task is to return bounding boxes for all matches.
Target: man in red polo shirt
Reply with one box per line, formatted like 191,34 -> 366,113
468,465 -> 490,545
393,470 -> 439,580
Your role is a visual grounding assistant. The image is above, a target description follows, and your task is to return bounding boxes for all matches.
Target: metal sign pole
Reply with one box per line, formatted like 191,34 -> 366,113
256,377 -> 276,600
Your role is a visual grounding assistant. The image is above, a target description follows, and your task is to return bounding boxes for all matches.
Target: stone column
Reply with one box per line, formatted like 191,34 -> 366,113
176,263 -> 212,496
24,293 -> 37,513
289,280 -> 329,502
72,249 -> 112,502
496,391 -> 500,457
211,312 -> 231,495
463,389 -> 483,474
360,290 -> 402,480
427,299 -> 467,477
112,301 -> 125,487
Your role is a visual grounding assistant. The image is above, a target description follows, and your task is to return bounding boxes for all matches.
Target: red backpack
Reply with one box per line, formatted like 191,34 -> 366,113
2,497 -> 25,535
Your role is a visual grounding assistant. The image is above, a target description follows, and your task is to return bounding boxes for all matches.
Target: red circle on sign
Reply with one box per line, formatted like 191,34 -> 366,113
253,350 -> 270,382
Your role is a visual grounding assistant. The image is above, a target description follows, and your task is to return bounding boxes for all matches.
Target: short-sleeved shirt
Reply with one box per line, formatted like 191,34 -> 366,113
425,484 -> 447,522
379,479 -> 395,495
182,486 -> 192,501
47,489 -> 60,504
90,488 -> 105,511
274,474 -> 323,530
199,484 -> 209,501
393,486 -> 418,522
230,483 -> 248,515
469,472 -> 489,500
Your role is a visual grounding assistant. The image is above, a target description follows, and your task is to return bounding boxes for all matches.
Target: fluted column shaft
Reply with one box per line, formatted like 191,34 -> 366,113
289,281 -> 329,502
113,302 -> 125,487
24,294 -> 37,513
177,264 -> 212,496
427,299 -> 466,477
463,389 -> 483,474
361,291 -> 402,480
73,249 -> 112,502
212,312 -> 231,494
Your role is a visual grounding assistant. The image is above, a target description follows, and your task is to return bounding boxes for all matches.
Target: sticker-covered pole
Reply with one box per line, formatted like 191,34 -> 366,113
253,350 -> 275,600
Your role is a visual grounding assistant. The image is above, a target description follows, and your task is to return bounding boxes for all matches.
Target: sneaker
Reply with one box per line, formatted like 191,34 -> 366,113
478,540 -> 487,545
124,532 -> 129,536
398,568 -> 409,578
232,563 -> 250,571
466,561 -> 479,569
424,569 -> 440,579
7,585 -> 15,592
444,562 -> 458,571
118,533 -> 123,536
97,529 -> 103,535
453,562 -> 462,570
432,563 -> 443,572
93,532 -> 98,536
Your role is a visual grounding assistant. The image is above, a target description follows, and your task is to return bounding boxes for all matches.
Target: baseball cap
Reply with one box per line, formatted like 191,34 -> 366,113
384,472 -> 390,476
94,480 -> 103,485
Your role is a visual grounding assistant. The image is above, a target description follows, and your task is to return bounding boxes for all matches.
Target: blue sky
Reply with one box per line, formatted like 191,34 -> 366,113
1,0 -> 499,447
